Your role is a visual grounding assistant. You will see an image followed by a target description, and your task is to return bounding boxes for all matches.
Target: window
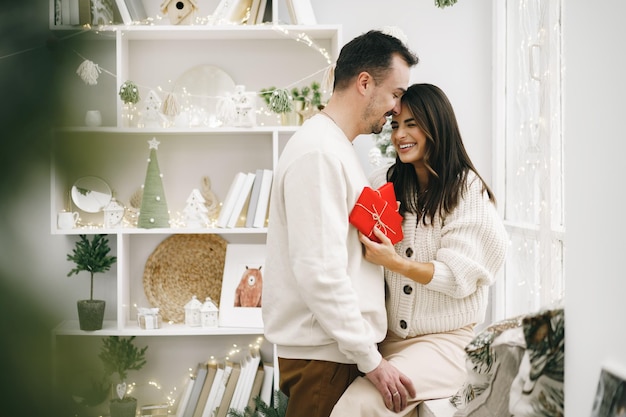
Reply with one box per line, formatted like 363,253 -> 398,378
493,0 -> 564,319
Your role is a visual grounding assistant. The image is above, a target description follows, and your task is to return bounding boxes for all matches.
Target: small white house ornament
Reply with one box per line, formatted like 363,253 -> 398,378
184,295 -> 202,327
233,85 -> 256,127
103,197 -> 125,229
200,297 -> 219,328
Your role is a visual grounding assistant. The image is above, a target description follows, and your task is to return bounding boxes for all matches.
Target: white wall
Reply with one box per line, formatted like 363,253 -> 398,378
563,1 -> 626,414
310,1 -> 494,180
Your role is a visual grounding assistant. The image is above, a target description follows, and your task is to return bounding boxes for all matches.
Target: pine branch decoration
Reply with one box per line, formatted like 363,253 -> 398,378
227,390 -> 288,417
435,0 -> 458,8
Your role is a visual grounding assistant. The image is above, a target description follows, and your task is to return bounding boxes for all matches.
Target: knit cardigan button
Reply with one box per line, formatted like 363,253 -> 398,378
399,320 -> 407,329
403,285 -> 412,295
405,247 -> 413,257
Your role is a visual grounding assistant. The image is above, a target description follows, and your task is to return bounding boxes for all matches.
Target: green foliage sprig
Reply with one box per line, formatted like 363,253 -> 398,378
227,390 -> 288,417
260,81 -> 324,115
291,81 -> 323,109
67,234 -> 117,300
435,0 -> 458,8
99,336 -> 148,387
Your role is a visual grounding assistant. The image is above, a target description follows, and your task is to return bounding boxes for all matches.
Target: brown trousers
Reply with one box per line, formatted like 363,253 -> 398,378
278,358 -> 362,417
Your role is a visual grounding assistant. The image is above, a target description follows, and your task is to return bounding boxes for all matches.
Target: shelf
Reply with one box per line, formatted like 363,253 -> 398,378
53,320 -> 264,336
117,24 -> 341,41
51,22 -> 342,39
51,125 -> 299,134
52,227 -> 268,236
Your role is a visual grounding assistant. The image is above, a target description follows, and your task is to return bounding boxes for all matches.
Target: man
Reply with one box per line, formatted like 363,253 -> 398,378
262,30 -> 419,417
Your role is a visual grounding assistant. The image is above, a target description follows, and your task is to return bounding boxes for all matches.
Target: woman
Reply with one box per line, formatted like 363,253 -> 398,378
330,83 -> 508,416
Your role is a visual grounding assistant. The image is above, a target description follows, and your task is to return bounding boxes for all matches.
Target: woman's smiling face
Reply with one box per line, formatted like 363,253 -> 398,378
390,104 -> 428,167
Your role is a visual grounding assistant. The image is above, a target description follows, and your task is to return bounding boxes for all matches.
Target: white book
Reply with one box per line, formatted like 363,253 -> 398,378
292,0 -> 316,24
115,0 -> 133,24
228,357 -> 248,412
125,0 -> 147,21
193,363 -> 217,417
231,351 -> 261,412
247,366 -> 265,410
226,172 -> 256,228
216,362 -> 241,417
245,169 -> 265,228
61,0 -> 71,25
285,0 -> 296,24
201,365 -> 225,417
259,362 -> 274,405
259,0 -> 271,23
216,172 -> 247,228
68,0 -> 80,24
248,0 -> 261,24
252,169 -> 273,228
211,362 -> 234,415
183,363 -> 208,417
213,0 -> 253,24
255,0 -> 268,23
175,375 -> 196,417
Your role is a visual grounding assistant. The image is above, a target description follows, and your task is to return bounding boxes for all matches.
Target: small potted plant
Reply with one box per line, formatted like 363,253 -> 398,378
67,234 -> 117,331
99,336 -> 148,417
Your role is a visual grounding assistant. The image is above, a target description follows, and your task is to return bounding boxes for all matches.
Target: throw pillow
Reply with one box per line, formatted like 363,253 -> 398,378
450,315 -> 525,409
509,308 -> 565,416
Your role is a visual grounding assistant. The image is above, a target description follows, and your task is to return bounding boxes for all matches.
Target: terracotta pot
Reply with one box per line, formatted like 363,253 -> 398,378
77,299 -> 105,331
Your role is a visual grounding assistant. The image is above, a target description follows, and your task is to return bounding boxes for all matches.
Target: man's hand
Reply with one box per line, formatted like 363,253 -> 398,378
365,358 -> 416,412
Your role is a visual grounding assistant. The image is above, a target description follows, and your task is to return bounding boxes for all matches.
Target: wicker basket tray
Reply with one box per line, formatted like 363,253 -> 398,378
143,234 -> 227,323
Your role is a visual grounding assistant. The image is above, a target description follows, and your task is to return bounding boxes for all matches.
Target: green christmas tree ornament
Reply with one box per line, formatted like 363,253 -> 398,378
138,138 -> 170,228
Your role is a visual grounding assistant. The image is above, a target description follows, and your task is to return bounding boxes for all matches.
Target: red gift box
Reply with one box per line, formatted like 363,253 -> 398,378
349,182 -> 403,244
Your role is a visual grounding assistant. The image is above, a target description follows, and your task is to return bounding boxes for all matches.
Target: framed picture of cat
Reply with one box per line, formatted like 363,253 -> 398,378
218,244 -> 266,329
591,359 -> 626,417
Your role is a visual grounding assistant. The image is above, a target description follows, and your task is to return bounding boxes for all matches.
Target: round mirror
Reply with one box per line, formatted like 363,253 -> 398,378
71,176 -> 112,213
173,65 -> 236,127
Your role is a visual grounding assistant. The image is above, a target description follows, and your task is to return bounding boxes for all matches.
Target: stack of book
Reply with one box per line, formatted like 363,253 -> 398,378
212,0 -> 273,25
175,349 -> 275,417
216,169 -> 273,229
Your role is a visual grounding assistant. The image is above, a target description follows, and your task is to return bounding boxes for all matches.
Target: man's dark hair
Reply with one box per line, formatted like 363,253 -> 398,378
333,30 -> 419,91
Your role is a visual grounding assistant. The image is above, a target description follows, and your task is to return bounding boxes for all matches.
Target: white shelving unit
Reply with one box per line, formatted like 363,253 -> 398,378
51,23 -> 341,333
49,1 -> 341,408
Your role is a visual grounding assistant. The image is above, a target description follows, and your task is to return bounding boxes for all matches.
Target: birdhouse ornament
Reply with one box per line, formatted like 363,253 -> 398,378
200,297 -> 219,328
184,295 -> 202,326
160,0 -> 199,25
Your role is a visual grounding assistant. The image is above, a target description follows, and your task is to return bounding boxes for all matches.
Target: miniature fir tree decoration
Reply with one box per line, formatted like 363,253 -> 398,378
183,188 -> 209,228
141,90 -> 168,128
138,138 -> 170,228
